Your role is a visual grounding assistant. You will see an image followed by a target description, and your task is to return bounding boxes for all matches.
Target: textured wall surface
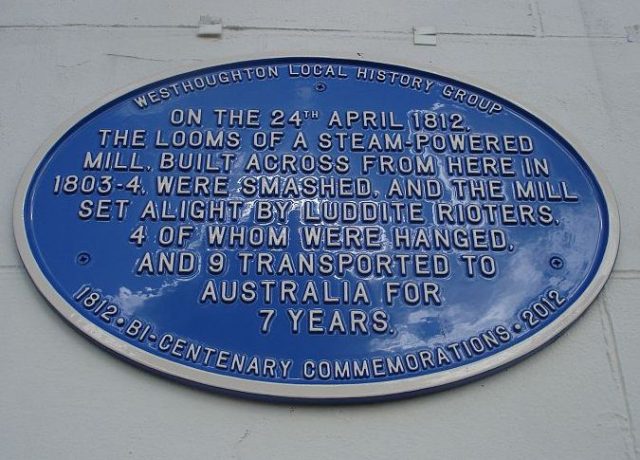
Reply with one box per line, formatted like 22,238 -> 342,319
1,1 -> 639,459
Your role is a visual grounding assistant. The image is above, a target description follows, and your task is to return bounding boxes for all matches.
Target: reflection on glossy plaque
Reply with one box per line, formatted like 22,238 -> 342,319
14,57 -> 618,401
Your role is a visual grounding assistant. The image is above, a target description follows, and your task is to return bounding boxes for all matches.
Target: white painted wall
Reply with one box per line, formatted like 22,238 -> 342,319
1,1 -> 639,458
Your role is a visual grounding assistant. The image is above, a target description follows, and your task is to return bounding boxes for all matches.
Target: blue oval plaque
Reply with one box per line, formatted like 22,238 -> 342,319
14,57 -> 618,401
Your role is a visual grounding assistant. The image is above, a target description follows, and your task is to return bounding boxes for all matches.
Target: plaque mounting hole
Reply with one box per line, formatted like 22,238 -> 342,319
549,256 -> 564,270
314,81 -> 327,92
76,252 -> 91,265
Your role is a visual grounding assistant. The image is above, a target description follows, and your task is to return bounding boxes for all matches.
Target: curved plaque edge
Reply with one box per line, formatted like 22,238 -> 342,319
12,53 -> 621,402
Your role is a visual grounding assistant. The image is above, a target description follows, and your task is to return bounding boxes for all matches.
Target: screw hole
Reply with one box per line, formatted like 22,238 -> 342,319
76,252 -> 91,265
549,256 -> 564,270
